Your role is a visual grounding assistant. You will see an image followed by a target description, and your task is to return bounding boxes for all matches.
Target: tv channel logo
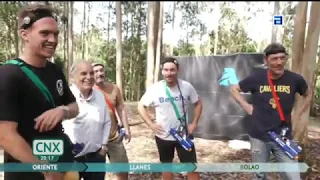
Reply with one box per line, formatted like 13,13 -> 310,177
273,15 -> 283,25
33,139 -> 64,162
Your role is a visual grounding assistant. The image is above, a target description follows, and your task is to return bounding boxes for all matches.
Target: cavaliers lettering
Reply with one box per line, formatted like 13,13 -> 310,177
259,85 -> 290,94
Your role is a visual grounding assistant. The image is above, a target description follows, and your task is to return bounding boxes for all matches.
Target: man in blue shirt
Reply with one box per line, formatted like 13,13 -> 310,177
231,43 -> 311,180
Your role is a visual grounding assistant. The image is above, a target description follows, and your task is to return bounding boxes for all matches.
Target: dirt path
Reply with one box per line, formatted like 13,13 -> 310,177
104,103 -> 320,180
0,103 -> 319,180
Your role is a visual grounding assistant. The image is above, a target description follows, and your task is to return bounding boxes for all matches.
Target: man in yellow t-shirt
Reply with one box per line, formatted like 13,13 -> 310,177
92,63 -> 131,180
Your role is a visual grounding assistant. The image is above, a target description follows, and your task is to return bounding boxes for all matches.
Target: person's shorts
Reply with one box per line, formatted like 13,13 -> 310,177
106,135 -> 129,163
155,136 -> 197,163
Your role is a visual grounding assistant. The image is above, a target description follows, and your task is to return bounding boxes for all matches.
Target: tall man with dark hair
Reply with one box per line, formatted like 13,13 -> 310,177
137,57 -> 203,180
0,4 -> 79,180
231,43 -> 312,180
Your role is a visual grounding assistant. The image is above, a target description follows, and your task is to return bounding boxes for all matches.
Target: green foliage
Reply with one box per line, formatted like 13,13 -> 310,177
282,2 -> 296,55
209,4 -> 257,54
82,1 -> 148,100
183,3 -> 198,49
315,87 -> 320,105
175,40 -> 195,56
54,55 -> 64,70
0,2 -> 20,59
0,1 -> 299,101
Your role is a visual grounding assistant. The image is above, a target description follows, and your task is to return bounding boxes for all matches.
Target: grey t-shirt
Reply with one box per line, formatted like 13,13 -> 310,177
140,79 -> 199,141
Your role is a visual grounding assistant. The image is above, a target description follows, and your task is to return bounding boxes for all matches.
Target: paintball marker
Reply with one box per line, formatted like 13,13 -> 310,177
72,143 -> 85,156
118,125 -> 126,138
62,133 -> 85,156
268,130 -> 302,160
169,128 -> 194,152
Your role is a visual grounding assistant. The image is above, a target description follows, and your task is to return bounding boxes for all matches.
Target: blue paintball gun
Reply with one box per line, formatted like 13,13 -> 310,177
63,132 -> 84,156
118,125 -> 126,138
169,127 -> 194,152
267,70 -> 302,160
72,143 -> 85,156
268,128 -> 302,160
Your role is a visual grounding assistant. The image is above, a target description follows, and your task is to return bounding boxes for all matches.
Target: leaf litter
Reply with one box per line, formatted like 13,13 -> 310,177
105,104 -> 320,180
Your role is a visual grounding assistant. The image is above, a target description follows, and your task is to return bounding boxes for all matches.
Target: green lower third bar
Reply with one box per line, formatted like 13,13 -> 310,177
1,163 -> 87,172
0,163 -> 309,173
86,163 -> 196,173
0,163 -> 197,173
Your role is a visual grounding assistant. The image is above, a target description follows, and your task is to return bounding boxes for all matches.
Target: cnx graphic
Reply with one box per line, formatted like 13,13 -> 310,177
218,68 -> 239,86
32,139 -> 64,162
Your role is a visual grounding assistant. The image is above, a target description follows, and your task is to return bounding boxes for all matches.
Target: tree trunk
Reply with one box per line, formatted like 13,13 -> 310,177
293,2 -> 320,143
291,2 -> 308,125
67,1 -> 74,68
310,51 -> 320,116
169,2 -> 176,55
292,4 -> 320,179
85,3 -> 91,60
63,2 -> 68,78
106,1 -> 111,60
137,74 -> 141,101
129,12 -> 135,101
145,2 -> 158,88
154,1 -> 164,83
14,2 -> 20,56
291,2 -> 308,73
271,2 -> 280,43
135,2 -> 143,101
116,1 -> 123,95
152,2 -> 160,62
18,0 -> 23,56
81,2 -> 86,59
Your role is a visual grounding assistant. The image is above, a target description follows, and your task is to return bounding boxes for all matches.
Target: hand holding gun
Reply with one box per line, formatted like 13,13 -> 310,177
169,128 -> 194,152
118,125 -> 126,138
63,133 -> 84,156
72,143 -> 85,156
268,125 -> 302,160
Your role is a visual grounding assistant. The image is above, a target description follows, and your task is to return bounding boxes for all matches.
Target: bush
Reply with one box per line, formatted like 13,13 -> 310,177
315,87 -> 320,105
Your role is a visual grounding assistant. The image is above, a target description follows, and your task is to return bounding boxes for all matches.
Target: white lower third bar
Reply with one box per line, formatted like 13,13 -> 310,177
195,163 -> 309,172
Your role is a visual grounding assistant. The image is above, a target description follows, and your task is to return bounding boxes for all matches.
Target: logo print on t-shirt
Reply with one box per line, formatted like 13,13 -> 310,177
56,79 -> 64,96
159,95 -> 190,103
269,97 -> 279,109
